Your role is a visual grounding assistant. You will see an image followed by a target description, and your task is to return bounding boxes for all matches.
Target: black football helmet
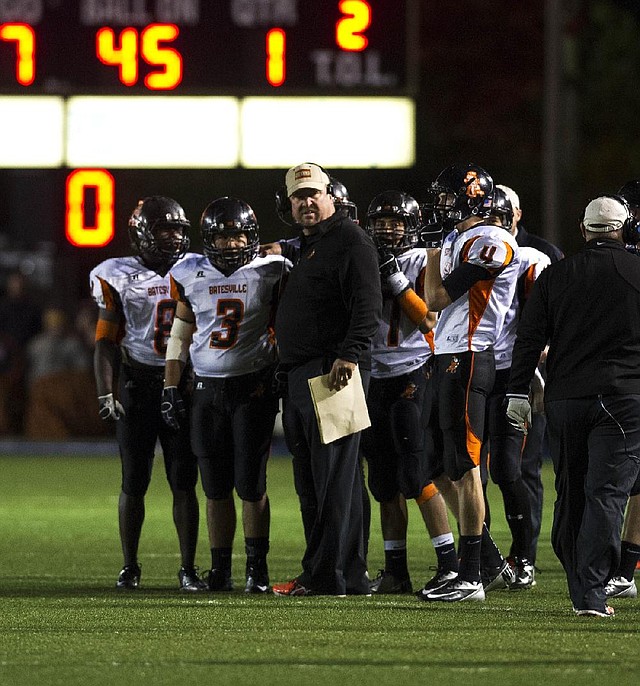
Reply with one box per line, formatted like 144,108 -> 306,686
128,196 -> 190,269
424,163 -> 494,232
331,178 -> 358,222
618,180 -> 640,211
366,190 -> 421,255
201,197 -> 259,272
490,187 -> 514,230
275,185 -> 293,226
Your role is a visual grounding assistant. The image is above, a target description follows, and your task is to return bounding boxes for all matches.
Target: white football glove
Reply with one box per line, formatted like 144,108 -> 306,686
98,393 -> 125,421
505,394 -> 531,435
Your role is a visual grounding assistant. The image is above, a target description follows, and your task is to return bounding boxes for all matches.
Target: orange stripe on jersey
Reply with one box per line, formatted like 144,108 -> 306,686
415,482 -> 439,505
97,276 -> 116,311
461,234 -> 482,262
169,274 -> 182,301
95,318 -> 120,343
523,264 -> 537,299
424,329 -> 435,352
467,278 -> 494,348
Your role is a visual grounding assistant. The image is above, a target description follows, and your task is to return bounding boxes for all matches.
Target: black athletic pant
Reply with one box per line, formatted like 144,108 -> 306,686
283,357 -> 369,595
546,394 -> 640,612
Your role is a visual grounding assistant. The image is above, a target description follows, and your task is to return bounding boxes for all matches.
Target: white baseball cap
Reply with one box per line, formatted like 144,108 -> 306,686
285,163 -> 330,197
583,196 -> 627,232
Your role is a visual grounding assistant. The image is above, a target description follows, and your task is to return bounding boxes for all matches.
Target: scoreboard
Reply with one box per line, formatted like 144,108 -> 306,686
0,0 -> 414,93
0,0 -> 417,252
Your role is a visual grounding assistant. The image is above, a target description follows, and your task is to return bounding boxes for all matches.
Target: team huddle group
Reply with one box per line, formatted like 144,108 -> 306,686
89,161 -> 640,615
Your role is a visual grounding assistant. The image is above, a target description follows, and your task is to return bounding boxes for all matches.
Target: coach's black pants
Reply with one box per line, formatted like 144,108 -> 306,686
283,357 -> 369,595
546,394 -> 640,612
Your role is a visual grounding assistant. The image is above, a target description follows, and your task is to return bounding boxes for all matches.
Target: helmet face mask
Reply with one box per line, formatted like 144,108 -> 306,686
201,197 -> 259,273
425,164 -> 494,233
366,190 -> 420,255
128,196 -> 190,270
331,178 -> 358,223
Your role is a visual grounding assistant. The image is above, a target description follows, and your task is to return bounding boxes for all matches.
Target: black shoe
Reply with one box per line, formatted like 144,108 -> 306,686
369,569 -> 413,594
416,568 -> 458,600
178,567 -> 208,592
204,568 -> 233,592
116,563 -> 141,590
245,566 -> 270,594
509,557 -> 536,590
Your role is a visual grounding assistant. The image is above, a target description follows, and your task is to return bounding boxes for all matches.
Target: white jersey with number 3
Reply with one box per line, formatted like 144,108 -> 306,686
434,224 -> 519,354
170,253 -> 290,378
90,254 -> 198,367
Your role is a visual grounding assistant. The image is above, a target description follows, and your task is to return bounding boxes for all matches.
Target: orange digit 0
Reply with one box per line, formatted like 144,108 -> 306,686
66,169 -> 115,248
335,0 -> 371,52
141,24 -> 182,90
0,23 -> 35,85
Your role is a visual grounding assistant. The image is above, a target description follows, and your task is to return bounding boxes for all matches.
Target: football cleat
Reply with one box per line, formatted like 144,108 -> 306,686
416,568 -> 459,600
178,567 -> 207,592
245,566 -> 270,594
604,576 -> 638,598
509,557 -> 536,590
204,568 -> 234,592
272,578 -> 314,597
116,563 -> 141,590
418,578 -> 485,602
369,569 -> 413,594
482,559 -> 516,592
574,605 -> 615,618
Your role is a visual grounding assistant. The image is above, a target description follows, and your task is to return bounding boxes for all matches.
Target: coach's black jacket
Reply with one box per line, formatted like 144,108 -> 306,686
508,238 -> 640,400
275,211 -> 381,368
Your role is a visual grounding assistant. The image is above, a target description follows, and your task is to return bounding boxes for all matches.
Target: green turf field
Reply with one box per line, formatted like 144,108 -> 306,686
0,453 -> 638,686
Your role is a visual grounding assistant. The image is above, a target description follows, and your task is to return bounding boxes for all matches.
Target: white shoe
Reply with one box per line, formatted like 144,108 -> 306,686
419,578 -> 485,602
574,605 -> 615,617
604,576 -> 637,598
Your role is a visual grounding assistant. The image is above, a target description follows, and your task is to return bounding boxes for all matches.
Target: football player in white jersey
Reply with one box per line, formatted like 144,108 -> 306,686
421,164 -> 519,602
484,188 -> 550,590
90,196 -> 206,592
162,197 -> 290,594
359,191 -> 459,597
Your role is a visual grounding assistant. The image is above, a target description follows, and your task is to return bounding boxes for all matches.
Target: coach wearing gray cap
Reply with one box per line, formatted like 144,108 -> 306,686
506,195 -> 640,617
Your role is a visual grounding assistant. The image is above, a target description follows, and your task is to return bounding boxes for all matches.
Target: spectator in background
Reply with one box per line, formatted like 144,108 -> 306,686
0,270 -> 42,434
23,305 -> 105,439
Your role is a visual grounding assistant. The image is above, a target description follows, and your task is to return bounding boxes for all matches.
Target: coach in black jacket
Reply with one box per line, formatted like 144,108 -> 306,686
273,163 -> 382,597
506,195 -> 640,617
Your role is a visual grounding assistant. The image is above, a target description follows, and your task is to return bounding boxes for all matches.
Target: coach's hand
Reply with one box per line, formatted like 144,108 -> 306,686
328,359 -> 357,392
505,394 -> 531,435
161,386 -> 186,430
98,393 -> 125,421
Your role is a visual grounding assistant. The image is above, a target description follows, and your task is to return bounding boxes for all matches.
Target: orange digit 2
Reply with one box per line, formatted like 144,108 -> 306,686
154,300 -> 176,354
210,299 -> 244,349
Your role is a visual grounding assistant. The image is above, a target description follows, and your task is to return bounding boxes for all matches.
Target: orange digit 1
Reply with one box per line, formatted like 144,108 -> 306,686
141,23 -> 182,90
96,26 -> 138,86
266,28 -> 286,87
0,23 -> 35,85
66,169 -> 115,248
336,0 -> 371,52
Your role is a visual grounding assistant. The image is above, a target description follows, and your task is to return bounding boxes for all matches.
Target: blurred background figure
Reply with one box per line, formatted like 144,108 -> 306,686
23,305 -> 104,439
0,271 -> 42,435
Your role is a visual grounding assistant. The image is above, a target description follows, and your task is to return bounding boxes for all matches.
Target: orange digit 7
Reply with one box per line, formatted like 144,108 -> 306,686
335,0 -> 371,52
0,23 -> 35,85
141,24 -> 182,90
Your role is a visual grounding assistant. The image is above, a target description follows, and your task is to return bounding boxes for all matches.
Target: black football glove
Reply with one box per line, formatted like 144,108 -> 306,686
378,252 -> 410,297
161,386 -> 186,431
98,393 -> 125,421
